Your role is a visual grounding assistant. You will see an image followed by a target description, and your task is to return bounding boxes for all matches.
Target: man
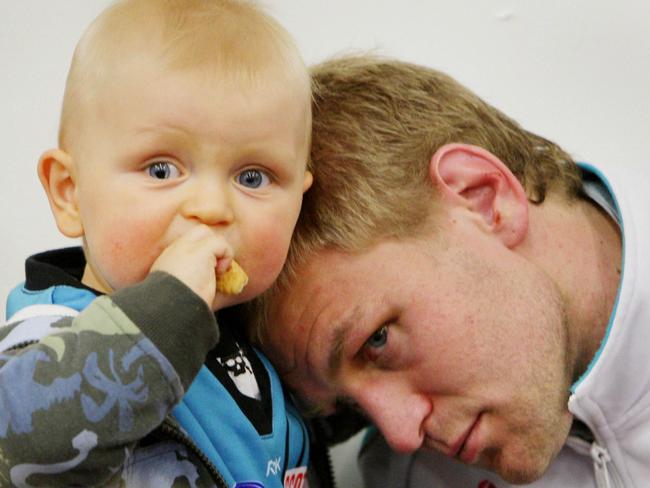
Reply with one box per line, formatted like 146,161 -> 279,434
249,56 -> 649,487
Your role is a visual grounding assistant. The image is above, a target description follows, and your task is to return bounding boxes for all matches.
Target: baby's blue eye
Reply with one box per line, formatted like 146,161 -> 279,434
147,161 -> 181,180
237,169 -> 270,189
366,325 -> 388,349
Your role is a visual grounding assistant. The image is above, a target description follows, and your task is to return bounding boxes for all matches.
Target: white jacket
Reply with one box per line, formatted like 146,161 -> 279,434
359,162 -> 650,488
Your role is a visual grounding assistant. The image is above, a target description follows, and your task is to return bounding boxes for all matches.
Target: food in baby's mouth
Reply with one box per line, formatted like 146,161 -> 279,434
216,260 -> 248,295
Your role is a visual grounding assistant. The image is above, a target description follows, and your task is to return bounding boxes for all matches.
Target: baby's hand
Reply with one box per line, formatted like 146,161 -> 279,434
150,225 -> 234,310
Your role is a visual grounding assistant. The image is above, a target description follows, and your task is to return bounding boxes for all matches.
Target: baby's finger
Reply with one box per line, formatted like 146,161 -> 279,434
216,257 -> 232,275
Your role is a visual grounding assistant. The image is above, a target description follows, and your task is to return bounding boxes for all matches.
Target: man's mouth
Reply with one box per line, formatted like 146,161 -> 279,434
449,413 -> 483,463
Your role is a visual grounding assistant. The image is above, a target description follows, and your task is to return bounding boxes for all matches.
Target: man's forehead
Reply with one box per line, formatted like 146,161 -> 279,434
280,245 -> 381,326
281,309 -> 366,417
275,252 -> 341,322
271,262 -> 345,351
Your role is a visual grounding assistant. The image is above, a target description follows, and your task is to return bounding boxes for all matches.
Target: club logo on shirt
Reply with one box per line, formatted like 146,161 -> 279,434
216,342 -> 261,400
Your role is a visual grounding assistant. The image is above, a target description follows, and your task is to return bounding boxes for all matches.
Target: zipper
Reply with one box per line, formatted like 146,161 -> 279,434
323,446 -> 335,488
590,443 -> 624,488
159,418 -> 230,488
308,418 -> 337,488
591,443 -> 613,488
566,435 -> 624,488
4,339 -> 38,353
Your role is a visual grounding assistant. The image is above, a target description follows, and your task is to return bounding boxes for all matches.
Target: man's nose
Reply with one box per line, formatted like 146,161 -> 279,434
352,380 -> 430,453
182,179 -> 234,225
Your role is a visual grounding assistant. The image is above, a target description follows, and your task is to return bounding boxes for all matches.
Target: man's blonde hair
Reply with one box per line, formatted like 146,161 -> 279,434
246,55 -> 582,343
59,0 -> 309,151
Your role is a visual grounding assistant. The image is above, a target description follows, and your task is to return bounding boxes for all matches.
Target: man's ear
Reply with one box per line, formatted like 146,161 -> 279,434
430,143 -> 528,247
37,148 -> 84,238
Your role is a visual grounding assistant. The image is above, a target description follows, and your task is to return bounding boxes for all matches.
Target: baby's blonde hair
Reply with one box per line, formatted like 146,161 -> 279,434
59,0 -> 309,151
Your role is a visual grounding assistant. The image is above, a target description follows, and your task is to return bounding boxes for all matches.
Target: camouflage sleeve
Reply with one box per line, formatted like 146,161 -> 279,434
0,271 -> 218,487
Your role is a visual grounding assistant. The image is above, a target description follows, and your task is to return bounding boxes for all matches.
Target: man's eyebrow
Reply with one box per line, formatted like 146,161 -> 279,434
327,305 -> 362,377
328,325 -> 346,376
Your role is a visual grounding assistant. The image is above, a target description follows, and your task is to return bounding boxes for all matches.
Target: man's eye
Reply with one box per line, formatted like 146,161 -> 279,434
365,325 -> 388,349
236,168 -> 270,189
146,161 -> 181,180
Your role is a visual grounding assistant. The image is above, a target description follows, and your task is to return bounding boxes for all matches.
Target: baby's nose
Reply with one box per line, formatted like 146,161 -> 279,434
182,180 -> 234,225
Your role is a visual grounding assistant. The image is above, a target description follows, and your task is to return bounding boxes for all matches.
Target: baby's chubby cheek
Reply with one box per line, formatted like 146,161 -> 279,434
240,230 -> 292,297
86,222 -> 166,290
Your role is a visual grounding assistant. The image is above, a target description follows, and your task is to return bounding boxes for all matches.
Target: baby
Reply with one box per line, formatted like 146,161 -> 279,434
0,1 -> 313,487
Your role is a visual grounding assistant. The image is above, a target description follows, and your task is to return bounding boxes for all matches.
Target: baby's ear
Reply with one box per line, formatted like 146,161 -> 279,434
429,143 -> 528,248
38,149 -> 83,237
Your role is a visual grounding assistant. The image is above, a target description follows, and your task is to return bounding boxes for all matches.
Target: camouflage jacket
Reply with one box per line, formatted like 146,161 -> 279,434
0,248 -> 310,488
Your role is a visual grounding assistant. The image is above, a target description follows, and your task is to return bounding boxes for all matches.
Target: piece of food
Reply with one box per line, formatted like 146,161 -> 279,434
216,259 -> 249,295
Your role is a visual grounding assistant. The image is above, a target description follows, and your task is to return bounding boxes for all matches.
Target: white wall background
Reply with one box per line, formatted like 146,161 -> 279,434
2,1 -> 649,485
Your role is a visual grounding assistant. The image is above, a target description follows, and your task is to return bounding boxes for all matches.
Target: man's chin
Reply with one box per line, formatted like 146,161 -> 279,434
497,467 -> 547,485
481,447 -> 552,485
